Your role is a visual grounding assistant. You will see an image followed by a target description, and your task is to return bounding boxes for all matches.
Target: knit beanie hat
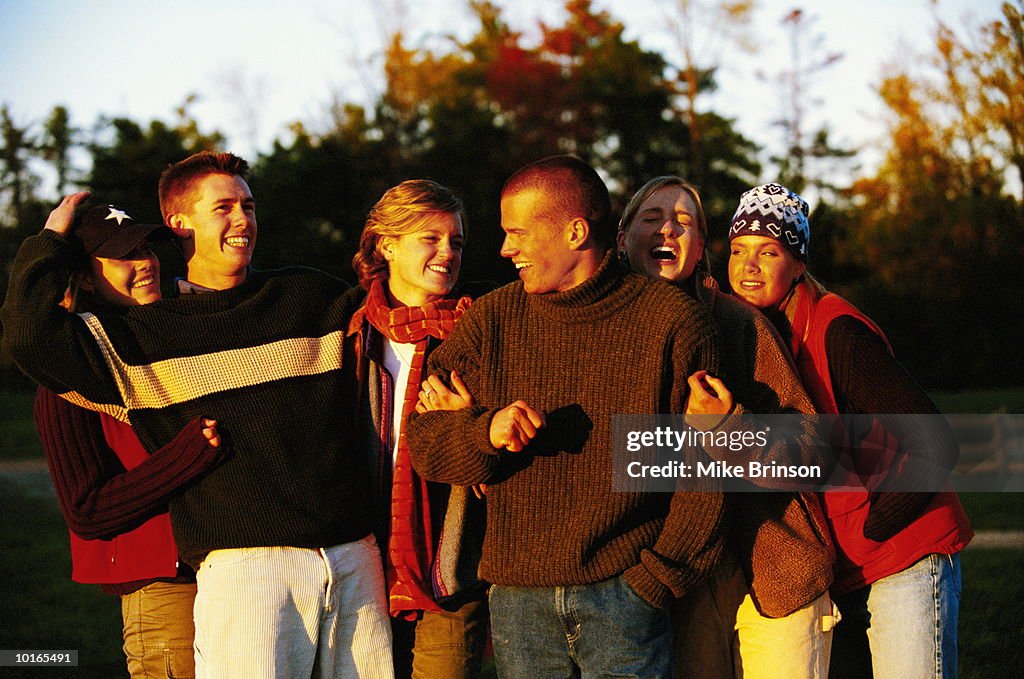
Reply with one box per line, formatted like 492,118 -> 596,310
728,183 -> 810,262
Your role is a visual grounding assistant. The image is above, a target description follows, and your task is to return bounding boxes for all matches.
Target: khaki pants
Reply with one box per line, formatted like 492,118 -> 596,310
121,581 -> 197,679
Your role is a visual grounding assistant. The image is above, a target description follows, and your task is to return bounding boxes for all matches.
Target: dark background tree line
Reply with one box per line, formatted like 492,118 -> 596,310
1,0 -> 1021,390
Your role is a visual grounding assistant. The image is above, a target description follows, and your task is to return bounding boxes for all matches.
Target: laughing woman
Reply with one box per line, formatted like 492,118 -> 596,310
348,180 -> 488,679
30,194 -> 224,679
618,176 -> 836,679
726,182 -> 972,679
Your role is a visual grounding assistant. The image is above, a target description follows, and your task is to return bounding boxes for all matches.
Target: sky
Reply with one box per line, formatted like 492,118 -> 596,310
0,0 -> 1006,198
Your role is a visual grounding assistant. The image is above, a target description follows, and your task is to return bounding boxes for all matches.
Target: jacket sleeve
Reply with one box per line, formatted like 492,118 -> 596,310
625,329 -> 726,608
694,306 -> 831,489
1,231 -> 122,406
407,306 -> 504,486
34,388 -> 225,540
826,315 -> 958,541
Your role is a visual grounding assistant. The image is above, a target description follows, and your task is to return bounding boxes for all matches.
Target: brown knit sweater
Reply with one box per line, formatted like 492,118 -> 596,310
407,252 -> 725,609
699,282 -> 835,618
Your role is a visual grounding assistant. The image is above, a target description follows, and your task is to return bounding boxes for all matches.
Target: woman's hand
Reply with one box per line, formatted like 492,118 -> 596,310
44,192 -> 90,235
685,370 -> 734,418
201,418 -> 221,448
416,371 -> 473,413
414,372 -> 487,496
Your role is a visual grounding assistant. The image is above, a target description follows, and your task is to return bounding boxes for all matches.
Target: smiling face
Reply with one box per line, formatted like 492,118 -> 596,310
170,173 -> 257,290
499,188 -> 590,295
618,185 -> 704,285
84,244 -> 162,306
380,211 -> 464,307
728,235 -> 806,310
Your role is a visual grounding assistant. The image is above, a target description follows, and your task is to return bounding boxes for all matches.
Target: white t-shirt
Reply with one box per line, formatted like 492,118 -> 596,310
381,337 -> 417,468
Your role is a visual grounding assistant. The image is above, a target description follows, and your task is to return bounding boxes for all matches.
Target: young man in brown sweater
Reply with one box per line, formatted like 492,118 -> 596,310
407,155 -> 726,678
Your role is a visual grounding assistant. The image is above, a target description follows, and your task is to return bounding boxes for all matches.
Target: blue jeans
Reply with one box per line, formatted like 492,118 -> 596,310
830,553 -> 962,679
488,575 -> 672,679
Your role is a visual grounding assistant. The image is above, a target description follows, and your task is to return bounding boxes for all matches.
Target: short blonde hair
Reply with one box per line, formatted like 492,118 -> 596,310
353,179 -> 466,290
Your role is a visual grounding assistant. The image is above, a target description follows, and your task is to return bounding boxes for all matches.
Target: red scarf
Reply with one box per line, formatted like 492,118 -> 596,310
363,279 -> 471,618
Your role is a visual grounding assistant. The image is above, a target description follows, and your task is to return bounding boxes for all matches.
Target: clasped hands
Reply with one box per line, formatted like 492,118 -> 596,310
416,371 -> 546,498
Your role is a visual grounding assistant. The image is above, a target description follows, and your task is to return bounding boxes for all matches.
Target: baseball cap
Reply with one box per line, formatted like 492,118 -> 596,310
73,204 -> 173,259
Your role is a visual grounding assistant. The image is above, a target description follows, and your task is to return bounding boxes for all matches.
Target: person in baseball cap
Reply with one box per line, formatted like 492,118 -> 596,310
68,203 -> 173,309
72,204 -> 173,259
10,191 -> 223,679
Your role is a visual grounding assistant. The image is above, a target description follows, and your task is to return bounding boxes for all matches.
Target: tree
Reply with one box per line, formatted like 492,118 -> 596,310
936,1 -> 1024,205
661,0 -> 757,188
367,0 -> 750,274
763,8 -> 851,194
41,105 -> 77,195
835,6 -> 1024,388
87,97 -> 224,225
0,104 -> 38,226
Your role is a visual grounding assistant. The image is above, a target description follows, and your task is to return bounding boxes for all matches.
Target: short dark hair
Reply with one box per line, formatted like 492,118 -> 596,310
501,155 -> 612,247
158,151 -> 249,220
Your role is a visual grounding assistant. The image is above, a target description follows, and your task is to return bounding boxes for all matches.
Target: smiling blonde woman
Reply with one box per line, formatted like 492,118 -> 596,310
618,176 -> 836,679
349,179 -> 489,679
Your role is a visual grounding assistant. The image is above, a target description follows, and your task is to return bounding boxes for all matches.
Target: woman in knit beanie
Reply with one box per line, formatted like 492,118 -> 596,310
618,177 -> 835,679
32,193 -> 224,679
349,180 -> 488,679
727,182 -> 972,679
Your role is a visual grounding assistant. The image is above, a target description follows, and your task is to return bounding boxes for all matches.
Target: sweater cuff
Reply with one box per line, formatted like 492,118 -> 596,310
471,406 -> 505,456
623,554 -> 674,610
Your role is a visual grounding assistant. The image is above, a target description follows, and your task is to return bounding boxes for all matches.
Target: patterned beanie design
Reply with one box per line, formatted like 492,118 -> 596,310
728,183 -> 810,262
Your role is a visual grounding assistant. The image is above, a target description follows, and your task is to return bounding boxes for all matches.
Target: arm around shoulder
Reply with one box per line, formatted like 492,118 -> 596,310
2,232 -> 120,404
34,388 -> 225,540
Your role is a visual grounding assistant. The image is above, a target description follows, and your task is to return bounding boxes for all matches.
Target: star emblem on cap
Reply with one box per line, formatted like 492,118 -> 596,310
105,207 -> 130,225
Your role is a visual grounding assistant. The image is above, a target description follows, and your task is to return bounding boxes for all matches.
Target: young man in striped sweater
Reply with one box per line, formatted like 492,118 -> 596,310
2,153 -> 393,679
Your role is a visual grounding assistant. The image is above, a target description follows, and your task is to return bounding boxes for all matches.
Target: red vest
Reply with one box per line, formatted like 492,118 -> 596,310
792,290 -> 972,595
69,415 -> 180,584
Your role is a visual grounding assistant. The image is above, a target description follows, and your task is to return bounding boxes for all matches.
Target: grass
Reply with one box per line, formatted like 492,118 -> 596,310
4,476 -> 1020,677
930,386 -> 1024,414
0,477 -> 124,678
958,548 -> 1024,679
958,492 -> 1024,531
0,387 -> 41,461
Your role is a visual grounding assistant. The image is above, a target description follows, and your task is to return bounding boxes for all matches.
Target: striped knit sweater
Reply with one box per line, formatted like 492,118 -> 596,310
2,230 -> 372,565
406,252 -> 726,609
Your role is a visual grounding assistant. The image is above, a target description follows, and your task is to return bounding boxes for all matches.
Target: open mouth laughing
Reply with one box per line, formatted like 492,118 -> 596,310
650,245 -> 678,262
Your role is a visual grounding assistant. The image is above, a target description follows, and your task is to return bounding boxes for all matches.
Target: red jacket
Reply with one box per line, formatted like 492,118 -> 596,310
791,290 -> 972,594
34,389 -> 221,587
69,416 -> 182,584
